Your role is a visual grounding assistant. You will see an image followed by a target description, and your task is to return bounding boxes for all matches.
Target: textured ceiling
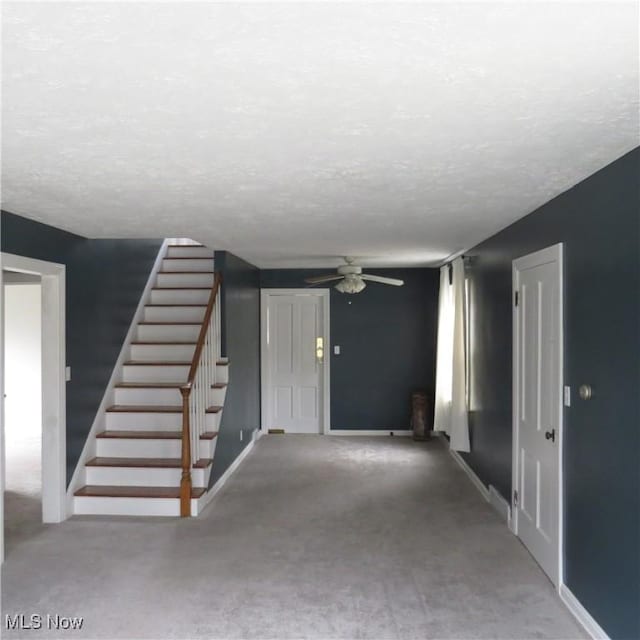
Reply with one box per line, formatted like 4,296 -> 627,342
2,2 -> 638,268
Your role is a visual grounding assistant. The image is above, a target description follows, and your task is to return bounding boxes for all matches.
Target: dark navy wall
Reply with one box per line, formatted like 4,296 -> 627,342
64,239 -> 163,481
461,148 -> 640,640
210,251 -> 260,486
260,268 -> 439,430
1,211 -> 163,483
1,210 -> 84,260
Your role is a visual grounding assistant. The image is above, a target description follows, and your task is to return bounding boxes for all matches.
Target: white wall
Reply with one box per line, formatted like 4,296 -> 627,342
3,282 -> 42,493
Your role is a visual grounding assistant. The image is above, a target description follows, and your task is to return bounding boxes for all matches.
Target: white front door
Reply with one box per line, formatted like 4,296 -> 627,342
261,290 -> 329,434
513,243 -> 563,586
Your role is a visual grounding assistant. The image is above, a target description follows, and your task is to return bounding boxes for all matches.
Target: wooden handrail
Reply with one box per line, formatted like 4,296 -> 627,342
179,272 -> 222,517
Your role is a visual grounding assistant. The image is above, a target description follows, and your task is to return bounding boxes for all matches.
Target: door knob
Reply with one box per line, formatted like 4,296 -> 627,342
579,384 -> 593,400
545,429 -> 555,442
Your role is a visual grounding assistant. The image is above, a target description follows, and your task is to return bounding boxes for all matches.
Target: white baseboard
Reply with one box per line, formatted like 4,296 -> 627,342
438,442 -> 608,640
328,429 -> 413,437
559,584 -> 610,640
488,484 -> 511,524
66,239 -> 170,512
448,446 -> 490,502
197,429 -> 259,513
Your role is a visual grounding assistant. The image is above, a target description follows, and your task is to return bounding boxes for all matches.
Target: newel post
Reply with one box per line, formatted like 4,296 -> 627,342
179,384 -> 192,517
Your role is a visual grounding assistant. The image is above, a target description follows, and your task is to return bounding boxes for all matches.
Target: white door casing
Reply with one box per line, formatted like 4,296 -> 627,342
0,253 -> 67,563
261,289 -> 330,434
512,243 -> 564,587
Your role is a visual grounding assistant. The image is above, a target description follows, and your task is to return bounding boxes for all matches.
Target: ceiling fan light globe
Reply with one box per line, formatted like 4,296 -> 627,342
335,275 -> 366,294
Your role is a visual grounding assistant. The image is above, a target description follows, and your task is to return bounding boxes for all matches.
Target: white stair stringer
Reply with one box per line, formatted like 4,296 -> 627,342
72,240 -> 228,517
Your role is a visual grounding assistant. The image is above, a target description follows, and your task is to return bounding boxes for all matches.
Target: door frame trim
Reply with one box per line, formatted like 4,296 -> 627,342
260,288 -> 331,435
1,253 -> 67,563
511,242 -> 564,589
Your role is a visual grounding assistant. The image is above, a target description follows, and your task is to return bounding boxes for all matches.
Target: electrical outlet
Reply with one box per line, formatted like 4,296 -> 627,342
563,386 -> 571,407
240,430 -> 243,442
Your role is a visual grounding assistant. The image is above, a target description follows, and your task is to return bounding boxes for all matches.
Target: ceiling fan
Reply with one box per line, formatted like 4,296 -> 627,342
304,257 -> 404,294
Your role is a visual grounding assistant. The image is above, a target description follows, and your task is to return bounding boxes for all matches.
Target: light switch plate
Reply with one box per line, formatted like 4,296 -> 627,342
65,366 -> 71,382
334,345 -> 341,355
563,385 -> 571,407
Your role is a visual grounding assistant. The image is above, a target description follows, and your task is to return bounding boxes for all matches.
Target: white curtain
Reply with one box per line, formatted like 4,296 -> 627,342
433,257 -> 470,452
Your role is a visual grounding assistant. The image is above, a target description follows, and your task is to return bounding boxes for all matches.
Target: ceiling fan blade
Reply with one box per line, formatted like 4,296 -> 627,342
304,274 -> 345,284
360,274 -> 404,286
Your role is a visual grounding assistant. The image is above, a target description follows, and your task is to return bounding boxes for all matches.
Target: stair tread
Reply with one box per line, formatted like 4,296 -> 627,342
159,271 -> 215,274
97,430 -> 218,440
152,287 -> 212,290
131,341 -> 196,345
98,430 -> 182,439
107,405 -> 182,413
167,244 -> 206,248
138,322 -> 202,325
124,361 -> 191,366
115,382 -> 186,388
75,486 -> 207,499
124,360 -> 227,366
164,256 -> 211,260
106,405 -> 223,413
145,304 -> 207,307
212,382 -> 228,389
86,457 -> 212,468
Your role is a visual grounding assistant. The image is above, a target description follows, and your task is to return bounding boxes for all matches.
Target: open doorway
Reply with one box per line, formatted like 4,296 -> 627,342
0,253 -> 67,563
3,272 -> 44,552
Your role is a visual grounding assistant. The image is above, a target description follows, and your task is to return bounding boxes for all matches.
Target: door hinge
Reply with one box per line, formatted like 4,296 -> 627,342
514,291 -> 519,307
513,489 -> 518,506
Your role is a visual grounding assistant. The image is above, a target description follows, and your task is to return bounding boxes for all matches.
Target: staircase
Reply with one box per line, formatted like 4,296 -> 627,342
73,242 -> 227,517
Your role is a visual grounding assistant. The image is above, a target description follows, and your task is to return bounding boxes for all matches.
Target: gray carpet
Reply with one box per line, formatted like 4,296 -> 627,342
3,434 -> 45,555
1,435 -> 585,639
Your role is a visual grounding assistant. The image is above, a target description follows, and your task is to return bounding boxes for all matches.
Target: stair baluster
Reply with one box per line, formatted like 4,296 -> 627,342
180,272 -> 222,517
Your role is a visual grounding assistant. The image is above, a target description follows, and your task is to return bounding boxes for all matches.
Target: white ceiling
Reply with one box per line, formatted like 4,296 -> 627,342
2,2 -> 638,268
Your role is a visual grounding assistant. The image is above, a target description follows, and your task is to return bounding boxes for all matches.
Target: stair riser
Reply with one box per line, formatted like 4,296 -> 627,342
86,466 -> 208,487
150,289 -> 210,305
122,364 -> 189,382
106,412 -> 181,429
161,258 -> 214,272
115,387 -> 186,404
144,307 -> 206,323
105,411 -> 219,430
198,439 -> 216,459
217,364 -> 229,384
97,438 -> 182,458
74,496 -> 202,517
114,387 -> 221,405
96,438 -> 216,459
130,343 -> 195,361
166,246 -> 212,258
156,273 -> 214,288
137,324 -> 201,342
211,387 -> 227,406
